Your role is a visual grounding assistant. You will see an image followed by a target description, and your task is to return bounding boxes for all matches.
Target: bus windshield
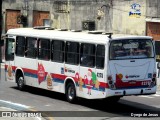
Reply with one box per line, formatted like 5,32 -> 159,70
109,39 -> 154,60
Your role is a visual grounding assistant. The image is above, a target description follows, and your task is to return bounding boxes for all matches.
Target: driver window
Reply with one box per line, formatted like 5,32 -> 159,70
5,38 -> 15,61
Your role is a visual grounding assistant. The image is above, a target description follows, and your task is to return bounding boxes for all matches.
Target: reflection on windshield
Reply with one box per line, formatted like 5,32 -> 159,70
110,39 -> 154,60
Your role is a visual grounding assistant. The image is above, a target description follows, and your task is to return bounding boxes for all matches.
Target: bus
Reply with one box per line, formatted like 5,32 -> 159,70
5,27 -> 157,103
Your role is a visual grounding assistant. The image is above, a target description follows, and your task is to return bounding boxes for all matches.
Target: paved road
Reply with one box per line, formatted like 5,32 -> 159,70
1,66 -> 160,120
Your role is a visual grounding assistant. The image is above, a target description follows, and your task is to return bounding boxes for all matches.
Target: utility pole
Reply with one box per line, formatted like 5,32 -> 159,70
67,0 -> 70,30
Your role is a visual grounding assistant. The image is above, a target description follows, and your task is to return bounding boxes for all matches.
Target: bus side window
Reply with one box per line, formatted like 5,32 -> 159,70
96,45 -> 105,69
80,43 -> 95,67
38,39 -> 50,61
25,37 -> 37,58
16,36 -> 25,57
65,42 -> 79,65
51,40 -> 64,63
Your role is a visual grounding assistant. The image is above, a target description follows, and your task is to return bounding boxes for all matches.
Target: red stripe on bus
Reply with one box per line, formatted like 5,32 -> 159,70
22,68 -> 38,75
100,82 -> 109,88
5,64 -> 109,88
51,73 -> 66,81
115,80 -> 151,88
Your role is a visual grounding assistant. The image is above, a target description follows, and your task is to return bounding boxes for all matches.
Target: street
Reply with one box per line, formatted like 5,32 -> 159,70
1,66 -> 160,120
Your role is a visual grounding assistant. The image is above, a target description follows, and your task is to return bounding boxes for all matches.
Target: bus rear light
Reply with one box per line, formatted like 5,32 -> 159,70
153,73 -> 156,78
111,84 -> 115,88
152,78 -> 156,82
149,77 -> 156,88
108,75 -> 112,81
109,81 -> 113,84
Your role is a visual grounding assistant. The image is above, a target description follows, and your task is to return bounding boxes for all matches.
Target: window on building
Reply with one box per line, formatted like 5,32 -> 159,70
38,39 -> 50,60
25,37 -> 37,58
82,21 -> 95,31
96,45 -> 105,69
80,43 -> 95,67
16,36 -> 25,57
54,1 -> 68,13
51,40 -> 64,62
65,42 -> 79,65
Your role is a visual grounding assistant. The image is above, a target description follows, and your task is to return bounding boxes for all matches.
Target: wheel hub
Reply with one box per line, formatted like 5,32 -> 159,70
18,77 -> 24,87
68,87 -> 74,100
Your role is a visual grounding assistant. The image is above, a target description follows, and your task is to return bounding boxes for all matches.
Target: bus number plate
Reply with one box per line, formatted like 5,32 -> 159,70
97,73 -> 103,78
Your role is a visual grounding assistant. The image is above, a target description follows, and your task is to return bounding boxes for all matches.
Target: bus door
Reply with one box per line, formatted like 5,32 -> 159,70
15,37 -> 38,87
37,38 -> 51,89
79,43 -> 96,98
5,35 -> 16,82
155,41 -> 160,78
95,45 -> 106,97
108,39 -> 156,90
64,41 -> 80,91
37,39 -> 67,92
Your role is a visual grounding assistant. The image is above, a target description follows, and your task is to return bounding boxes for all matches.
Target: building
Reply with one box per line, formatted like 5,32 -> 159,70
1,0 -> 160,38
146,0 -> 160,41
112,0 -> 146,35
2,0 -> 111,33
2,0 -> 50,33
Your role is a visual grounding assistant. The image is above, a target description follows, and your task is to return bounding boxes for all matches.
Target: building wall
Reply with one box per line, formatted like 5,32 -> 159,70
69,0 -> 112,32
51,0 -> 113,31
2,0 -> 50,33
146,0 -> 160,18
112,0 -> 146,35
146,0 -> 160,41
2,0 -> 113,33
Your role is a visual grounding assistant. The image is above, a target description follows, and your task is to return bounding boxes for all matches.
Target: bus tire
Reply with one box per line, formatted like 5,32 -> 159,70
66,82 -> 76,103
16,74 -> 25,91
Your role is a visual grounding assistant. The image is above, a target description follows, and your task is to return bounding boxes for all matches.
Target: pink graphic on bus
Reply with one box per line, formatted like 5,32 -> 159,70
38,63 -> 46,84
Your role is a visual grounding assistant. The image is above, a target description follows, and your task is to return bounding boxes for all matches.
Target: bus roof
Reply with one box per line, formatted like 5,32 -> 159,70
7,28 -> 152,44
112,34 -> 153,40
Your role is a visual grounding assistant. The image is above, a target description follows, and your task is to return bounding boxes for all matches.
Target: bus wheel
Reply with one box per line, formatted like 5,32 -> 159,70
66,83 -> 76,103
17,74 -> 25,90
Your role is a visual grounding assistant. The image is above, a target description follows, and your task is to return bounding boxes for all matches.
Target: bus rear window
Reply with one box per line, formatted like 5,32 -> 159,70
109,39 -> 154,60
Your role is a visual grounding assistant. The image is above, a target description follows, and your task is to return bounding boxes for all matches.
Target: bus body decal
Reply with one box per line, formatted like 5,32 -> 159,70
5,64 -> 153,90
5,65 -> 16,80
5,65 -> 109,92
37,63 -> 46,84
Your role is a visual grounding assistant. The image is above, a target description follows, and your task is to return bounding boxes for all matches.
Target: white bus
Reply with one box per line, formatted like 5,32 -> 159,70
5,27 -> 157,103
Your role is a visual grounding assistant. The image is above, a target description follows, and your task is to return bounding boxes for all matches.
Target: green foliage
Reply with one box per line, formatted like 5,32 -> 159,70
92,72 -> 97,84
